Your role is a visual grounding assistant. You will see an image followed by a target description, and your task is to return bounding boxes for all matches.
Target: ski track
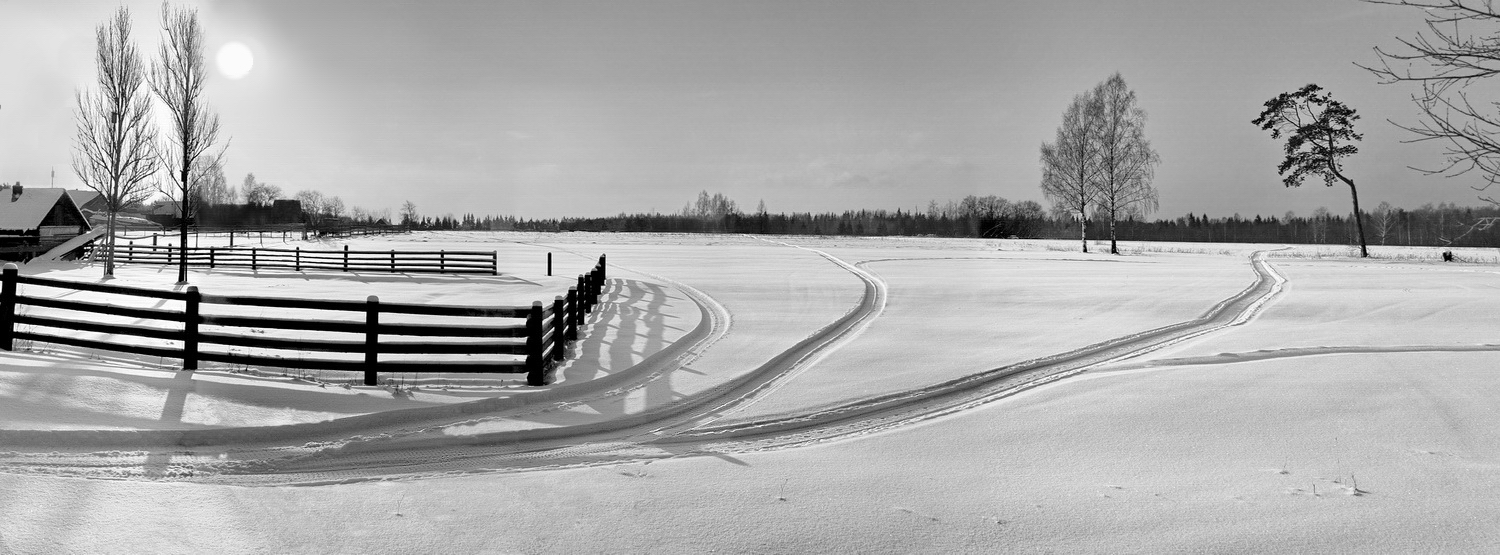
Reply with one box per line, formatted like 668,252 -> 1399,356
2,242 -> 1453,486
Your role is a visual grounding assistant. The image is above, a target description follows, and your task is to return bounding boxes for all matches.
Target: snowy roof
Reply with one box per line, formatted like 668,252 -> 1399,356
67,189 -> 102,210
0,187 -> 81,231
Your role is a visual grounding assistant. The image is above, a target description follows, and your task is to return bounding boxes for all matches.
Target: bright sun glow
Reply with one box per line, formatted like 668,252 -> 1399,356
216,42 -> 254,80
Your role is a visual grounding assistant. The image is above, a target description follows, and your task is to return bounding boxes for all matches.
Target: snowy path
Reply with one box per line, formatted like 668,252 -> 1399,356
0,245 -> 1284,484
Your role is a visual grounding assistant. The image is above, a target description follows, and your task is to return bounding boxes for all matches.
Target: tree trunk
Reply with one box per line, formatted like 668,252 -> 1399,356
1109,211 -> 1118,254
1338,175 -> 1369,257
1078,210 -> 1088,253
177,165 -> 190,284
104,211 -> 117,277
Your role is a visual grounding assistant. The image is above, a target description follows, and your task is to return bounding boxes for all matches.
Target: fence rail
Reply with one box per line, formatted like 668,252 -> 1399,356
0,254 -> 608,386
112,223 -> 405,248
103,243 -> 499,275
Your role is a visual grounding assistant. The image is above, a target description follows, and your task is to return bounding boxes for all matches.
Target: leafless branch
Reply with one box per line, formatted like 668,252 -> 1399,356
151,1 -> 223,284
70,6 -> 160,277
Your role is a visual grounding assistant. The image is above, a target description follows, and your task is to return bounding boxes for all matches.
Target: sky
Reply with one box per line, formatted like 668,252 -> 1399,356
1,0 -> 1494,220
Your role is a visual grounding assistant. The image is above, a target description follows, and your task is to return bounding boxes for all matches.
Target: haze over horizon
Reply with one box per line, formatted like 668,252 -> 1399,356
2,0 -> 1495,221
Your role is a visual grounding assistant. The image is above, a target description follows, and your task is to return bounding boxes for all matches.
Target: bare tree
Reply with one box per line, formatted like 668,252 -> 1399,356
325,196 -> 345,220
241,173 -> 257,205
152,2 -> 223,285
193,155 -> 233,207
1040,90 -> 1103,252
400,200 -> 418,228
1362,0 -> 1500,205
293,190 -> 326,225
243,175 -> 280,207
1252,84 -> 1370,257
1091,73 -> 1161,254
1312,206 -> 1331,243
71,7 -> 160,278
1371,201 -> 1399,244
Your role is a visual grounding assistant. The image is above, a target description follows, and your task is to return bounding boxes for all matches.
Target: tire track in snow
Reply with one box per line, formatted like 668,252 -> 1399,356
167,239 -> 893,482
0,244 -> 1295,484
1096,343 -> 1500,373
647,248 -> 1292,450
198,246 -> 1291,483
0,237 -> 875,481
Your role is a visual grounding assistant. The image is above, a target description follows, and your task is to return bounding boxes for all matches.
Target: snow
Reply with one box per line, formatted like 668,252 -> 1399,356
1,231 -> 1498,553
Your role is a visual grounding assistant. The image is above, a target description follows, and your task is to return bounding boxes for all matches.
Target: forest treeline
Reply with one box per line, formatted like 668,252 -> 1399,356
405,192 -> 1500,249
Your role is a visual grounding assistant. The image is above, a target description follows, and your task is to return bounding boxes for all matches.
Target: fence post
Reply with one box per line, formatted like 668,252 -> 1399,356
390,249 -> 396,273
566,286 -> 578,340
0,263 -> 16,351
552,295 -> 565,361
365,295 -> 379,386
491,251 -> 498,275
526,301 -> 545,386
209,246 -> 216,269
586,269 -> 598,311
184,286 -> 199,371
251,248 -> 258,271
295,247 -> 301,271
229,233 -> 234,248
600,254 -> 607,282
343,244 -> 350,272
440,250 -> 445,273
577,274 -> 589,314
547,252 -> 552,277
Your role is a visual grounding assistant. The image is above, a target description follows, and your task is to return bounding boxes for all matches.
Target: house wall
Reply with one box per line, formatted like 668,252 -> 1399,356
42,199 -> 86,230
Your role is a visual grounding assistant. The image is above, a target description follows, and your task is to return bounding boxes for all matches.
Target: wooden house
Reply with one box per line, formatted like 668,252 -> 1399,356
0,185 -> 92,259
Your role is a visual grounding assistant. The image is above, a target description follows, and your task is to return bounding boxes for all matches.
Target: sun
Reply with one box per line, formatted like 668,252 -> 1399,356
216,42 -> 254,80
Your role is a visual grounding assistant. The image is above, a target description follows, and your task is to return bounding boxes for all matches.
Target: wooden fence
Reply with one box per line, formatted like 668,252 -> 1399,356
104,243 -> 500,275
0,255 -> 608,386
115,223 -> 404,248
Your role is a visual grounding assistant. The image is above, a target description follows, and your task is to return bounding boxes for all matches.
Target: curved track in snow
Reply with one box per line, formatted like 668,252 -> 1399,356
0,244 -> 1299,484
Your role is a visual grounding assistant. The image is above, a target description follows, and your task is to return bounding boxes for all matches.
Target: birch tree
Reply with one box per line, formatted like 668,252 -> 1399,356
152,2 -> 223,285
1040,90 -> 1103,252
193,156 -> 233,206
71,6 -> 160,278
1092,73 -> 1161,254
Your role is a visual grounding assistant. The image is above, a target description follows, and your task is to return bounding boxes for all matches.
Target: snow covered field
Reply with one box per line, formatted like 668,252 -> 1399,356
1,231 -> 1497,553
